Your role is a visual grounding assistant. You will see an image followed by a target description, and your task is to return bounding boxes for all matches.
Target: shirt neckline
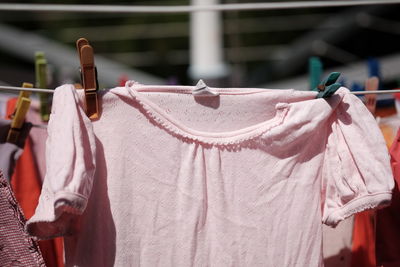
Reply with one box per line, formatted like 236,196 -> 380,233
123,83 -> 291,146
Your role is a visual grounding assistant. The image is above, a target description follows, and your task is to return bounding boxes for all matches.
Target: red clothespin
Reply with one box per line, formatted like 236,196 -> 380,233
76,38 -> 99,120
365,77 -> 379,116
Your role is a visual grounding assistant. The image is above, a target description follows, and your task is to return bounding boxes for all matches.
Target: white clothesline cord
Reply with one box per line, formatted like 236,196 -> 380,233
0,86 -> 55,94
351,90 -> 400,95
0,1 -> 400,14
0,85 -> 399,95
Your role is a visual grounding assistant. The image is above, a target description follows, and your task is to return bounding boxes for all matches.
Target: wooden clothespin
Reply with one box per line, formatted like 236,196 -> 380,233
76,38 -> 99,120
35,52 -> 50,122
365,76 -> 379,116
7,83 -> 32,144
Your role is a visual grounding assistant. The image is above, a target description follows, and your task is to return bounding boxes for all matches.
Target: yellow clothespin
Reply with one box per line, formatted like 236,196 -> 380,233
35,52 -> 50,122
76,38 -> 99,120
7,83 -> 32,144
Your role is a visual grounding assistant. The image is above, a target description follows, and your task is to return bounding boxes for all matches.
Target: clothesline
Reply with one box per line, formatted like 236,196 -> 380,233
0,85 -> 399,95
0,1 -> 399,14
0,86 -> 54,94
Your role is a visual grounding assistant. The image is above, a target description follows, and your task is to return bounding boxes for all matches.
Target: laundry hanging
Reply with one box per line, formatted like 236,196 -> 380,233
375,128 -> 400,266
0,169 -> 45,266
0,118 -> 32,182
0,1 -> 396,266
5,96 -> 64,267
25,82 -> 393,267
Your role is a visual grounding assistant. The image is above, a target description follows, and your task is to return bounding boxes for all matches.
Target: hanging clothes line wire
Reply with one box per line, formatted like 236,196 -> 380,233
351,90 -> 400,95
0,1 -> 400,14
0,85 -> 399,95
0,86 -> 54,94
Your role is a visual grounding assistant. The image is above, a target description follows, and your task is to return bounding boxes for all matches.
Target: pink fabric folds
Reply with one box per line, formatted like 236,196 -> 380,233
27,84 -> 393,267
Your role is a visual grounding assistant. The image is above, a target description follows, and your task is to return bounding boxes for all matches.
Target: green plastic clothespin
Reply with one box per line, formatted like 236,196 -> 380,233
35,52 -> 50,122
309,57 -> 323,91
315,72 -> 341,99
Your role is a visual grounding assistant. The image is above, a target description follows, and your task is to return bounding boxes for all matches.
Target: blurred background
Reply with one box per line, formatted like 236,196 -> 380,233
1,0 -> 400,91
1,2 -> 399,266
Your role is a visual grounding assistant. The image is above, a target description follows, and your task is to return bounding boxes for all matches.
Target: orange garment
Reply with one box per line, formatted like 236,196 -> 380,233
376,128 -> 400,266
350,210 -> 376,267
6,98 -> 64,267
350,106 -> 397,267
380,123 -> 397,149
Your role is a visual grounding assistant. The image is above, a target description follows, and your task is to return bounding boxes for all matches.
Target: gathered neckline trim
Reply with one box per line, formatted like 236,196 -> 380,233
123,82 -> 291,146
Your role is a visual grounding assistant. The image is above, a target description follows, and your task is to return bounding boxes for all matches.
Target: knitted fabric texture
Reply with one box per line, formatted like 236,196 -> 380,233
27,84 -> 394,267
0,170 -> 45,266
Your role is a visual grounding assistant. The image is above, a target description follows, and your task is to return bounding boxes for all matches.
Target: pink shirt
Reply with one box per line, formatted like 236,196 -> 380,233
27,83 -> 394,267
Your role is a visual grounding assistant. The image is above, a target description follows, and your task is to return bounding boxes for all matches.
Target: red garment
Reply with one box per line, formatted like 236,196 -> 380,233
118,74 -> 129,86
389,127 -> 400,193
6,98 -> 64,267
376,128 -> 400,266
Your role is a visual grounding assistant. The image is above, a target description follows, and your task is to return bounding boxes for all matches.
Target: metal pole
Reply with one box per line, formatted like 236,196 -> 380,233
188,0 -> 229,83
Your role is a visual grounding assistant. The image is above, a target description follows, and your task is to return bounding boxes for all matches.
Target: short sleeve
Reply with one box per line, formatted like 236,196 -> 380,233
322,89 -> 394,227
26,85 -> 96,239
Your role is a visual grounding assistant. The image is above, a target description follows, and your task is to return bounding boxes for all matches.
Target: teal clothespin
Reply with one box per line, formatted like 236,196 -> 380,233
309,57 -> 323,90
35,52 -> 50,122
315,72 -> 342,99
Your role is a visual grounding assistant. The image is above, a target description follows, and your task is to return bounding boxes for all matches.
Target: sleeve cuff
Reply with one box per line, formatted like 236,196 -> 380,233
324,192 -> 392,227
26,191 -> 87,239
